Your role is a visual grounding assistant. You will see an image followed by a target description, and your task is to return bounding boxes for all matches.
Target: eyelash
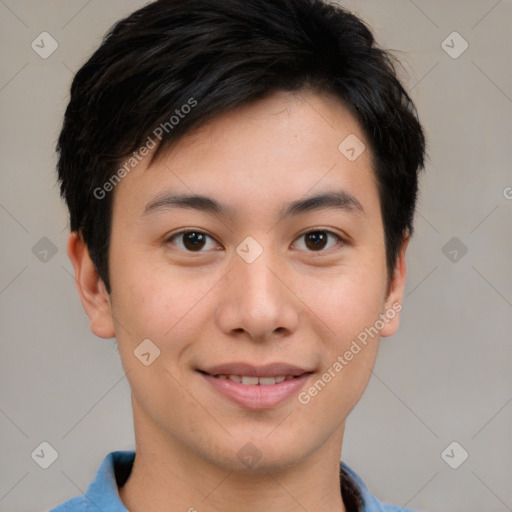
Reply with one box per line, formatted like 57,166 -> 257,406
165,229 -> 346,254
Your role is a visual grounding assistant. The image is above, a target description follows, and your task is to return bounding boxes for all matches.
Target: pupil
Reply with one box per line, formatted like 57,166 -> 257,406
184,232 -> 205,251
306,232 -> 327,250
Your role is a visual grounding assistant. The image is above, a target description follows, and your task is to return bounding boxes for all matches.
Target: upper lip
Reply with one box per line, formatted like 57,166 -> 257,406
199,362 -> 312,378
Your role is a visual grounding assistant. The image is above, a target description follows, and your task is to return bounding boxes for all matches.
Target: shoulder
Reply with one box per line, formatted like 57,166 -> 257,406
341,462 -> 418,512
49,451 -> 135,512
49,496 -> 89,512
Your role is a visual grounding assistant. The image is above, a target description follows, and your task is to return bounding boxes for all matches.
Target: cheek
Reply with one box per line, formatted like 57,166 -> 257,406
299,348 -> 377,441
304,265 -> 388,339
298,286 -> 383,427
300,262 -> 386,399
110,248 -> 179,332
109,258 -> 223,366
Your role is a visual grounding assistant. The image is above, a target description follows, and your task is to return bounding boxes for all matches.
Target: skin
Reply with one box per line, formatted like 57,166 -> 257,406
68,89 -> 408,512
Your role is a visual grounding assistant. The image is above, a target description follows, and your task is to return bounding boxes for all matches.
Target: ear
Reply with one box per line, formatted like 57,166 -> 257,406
380,236 -> 409,338
67,232 -> 116,339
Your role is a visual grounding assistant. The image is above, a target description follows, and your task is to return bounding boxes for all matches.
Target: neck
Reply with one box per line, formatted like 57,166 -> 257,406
119,398 -> 347,512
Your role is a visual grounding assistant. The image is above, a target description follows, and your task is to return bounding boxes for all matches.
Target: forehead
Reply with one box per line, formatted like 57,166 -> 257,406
157,90 -> 370,173
111,89 -> 379,223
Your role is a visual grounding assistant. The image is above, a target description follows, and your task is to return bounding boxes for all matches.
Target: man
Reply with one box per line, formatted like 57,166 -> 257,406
51,0 -> 426,510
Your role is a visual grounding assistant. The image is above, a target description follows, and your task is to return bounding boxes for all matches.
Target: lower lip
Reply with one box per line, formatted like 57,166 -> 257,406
200,372 -> 311,409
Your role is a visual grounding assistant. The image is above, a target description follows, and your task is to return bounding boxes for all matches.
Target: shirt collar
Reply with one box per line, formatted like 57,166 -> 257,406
81,450 -> 391,512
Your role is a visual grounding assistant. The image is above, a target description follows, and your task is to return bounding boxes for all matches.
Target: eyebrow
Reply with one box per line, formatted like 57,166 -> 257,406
142,190 -> 365,219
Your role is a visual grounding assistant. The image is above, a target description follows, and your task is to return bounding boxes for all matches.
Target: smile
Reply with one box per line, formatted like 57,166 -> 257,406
208,374 -> 297,385
198,369 -> 312,409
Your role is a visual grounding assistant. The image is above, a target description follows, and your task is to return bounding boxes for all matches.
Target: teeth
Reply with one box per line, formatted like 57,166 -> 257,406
216,375 -> 296,385
241,376 -> 259,385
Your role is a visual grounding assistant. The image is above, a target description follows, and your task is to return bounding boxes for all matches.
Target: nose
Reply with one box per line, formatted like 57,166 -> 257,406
214,247 -> 300,342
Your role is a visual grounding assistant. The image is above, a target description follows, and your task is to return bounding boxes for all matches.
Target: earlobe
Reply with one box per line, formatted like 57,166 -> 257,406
67,232 -> 116,339
380,236 -> 409,338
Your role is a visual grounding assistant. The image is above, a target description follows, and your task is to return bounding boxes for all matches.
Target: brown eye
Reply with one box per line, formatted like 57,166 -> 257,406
294,230 -> 342,252
167,231 -> 218,252
305,231 -> 328,250
182,232 -> 206,251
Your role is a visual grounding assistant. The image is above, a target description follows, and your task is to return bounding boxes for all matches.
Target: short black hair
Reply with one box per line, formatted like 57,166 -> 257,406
57,0 -> 427,294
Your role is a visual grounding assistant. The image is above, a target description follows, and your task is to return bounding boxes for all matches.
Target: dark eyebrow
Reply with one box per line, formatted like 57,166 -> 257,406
143,193 -> 231,218
142,190 -> 364,219
279,190 -> 364,218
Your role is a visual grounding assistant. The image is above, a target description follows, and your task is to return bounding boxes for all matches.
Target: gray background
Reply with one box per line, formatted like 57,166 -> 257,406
1,1 -> 511,511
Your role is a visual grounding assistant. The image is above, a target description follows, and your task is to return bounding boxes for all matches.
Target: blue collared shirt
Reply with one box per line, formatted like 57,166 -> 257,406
50,451 -> 415,511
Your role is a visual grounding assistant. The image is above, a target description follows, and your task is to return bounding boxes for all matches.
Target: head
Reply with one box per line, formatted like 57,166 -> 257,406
59,0 -> 426,474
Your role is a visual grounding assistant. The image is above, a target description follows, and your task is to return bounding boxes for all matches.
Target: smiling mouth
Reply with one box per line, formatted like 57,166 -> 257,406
198,369 -> 312,409
199,371 -> 302,385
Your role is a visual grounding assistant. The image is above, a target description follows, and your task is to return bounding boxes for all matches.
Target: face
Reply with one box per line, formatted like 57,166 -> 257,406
71,90 -> 407,473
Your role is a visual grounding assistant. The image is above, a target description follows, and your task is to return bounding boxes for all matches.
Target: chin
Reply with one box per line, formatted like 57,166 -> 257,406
199,434 -> 312,475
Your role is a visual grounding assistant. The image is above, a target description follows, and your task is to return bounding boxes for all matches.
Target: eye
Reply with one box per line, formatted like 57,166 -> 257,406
166,230 -> 220,252
293,230 -> 343,252
166,229 -> 344,253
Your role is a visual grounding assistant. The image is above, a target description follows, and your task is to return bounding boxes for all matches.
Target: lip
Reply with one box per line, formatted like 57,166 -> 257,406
200,362 -> 310,378
198,363 -> 313,409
